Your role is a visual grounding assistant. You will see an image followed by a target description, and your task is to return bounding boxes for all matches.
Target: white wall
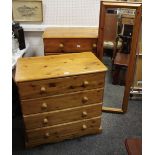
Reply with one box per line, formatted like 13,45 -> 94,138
21,0 -> 100,56
24,31 -> 44,57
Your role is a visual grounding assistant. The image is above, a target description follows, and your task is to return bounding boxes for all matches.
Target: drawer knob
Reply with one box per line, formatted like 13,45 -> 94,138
82,111 -> 87,117
82,96 -> 88,103
59,43 -> 64,48
82,124 -> 87,130
83,81 -> 89,87
40,87 -> 46,93
44,132 -> 50,138
92,43 -> 97,48
43,118 -> 48,124
42,102 -> 47,109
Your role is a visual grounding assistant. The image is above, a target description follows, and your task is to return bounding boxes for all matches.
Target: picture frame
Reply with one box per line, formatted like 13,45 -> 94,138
12,0 -> 43,22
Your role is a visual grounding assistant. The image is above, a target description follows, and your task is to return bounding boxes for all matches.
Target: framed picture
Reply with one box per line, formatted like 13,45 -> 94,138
12,0 -> 43,22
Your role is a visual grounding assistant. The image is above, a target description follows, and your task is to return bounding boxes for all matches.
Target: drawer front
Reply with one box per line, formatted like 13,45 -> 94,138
45,51 -> 97,56
18,72 -> 105,100
24,103 -> 102,130
26,117 -> 101,147
43,38 -> 97,54
21,88 -> 104,115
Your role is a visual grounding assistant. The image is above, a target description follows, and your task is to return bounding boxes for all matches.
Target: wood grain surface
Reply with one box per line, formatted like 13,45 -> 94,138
17,72 -> 105,100
42,27 -> 98,39
43,38 -> 97,53
101,1 -> 141,8
26,117 -> 101,147
15,52 -> 107,82
24,103 -> 102,130
21,88 -> 104,115
15,52 -> 107,147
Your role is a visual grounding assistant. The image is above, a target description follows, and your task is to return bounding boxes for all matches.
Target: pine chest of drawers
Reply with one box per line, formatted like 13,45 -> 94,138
15,52 -> 107,147
43,27 -> 98,56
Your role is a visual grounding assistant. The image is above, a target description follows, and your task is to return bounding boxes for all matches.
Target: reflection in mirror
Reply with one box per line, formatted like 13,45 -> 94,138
103,8 -> 136,108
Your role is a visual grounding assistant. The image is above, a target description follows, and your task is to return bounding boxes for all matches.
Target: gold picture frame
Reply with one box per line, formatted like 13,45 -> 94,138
12,0 -> 43,22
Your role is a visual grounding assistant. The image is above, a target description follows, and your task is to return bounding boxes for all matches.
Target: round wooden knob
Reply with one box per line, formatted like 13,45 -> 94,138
92,43 -> 97,48
44,132 -> 50,138
82,96 -> 88,103
59,43 -> 64,48
82,124 -> 87,130
41,102 -> 47,109
82,111 -> 87,117
40,87 -> 46,93
43,118 -> 48,124
83,81 -> 89,87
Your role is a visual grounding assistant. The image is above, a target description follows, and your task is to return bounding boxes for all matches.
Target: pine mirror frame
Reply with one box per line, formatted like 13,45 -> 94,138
97,1 -> 142,114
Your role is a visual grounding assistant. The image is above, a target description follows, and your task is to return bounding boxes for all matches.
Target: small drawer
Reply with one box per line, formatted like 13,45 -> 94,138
43,38 -> 97,54
26,117 -> 101,147
18,72 -> 105,100
44,51 -> 97,56
21,88 -> 104,115
24,103 -> 102,130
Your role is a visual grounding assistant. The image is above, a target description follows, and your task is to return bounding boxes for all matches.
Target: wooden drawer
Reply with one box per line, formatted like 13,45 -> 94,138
18,72 -> 105,100
21,88 -> 104,115
43,38 -> 97,54
26,117 -> 101,147
24,103 -> 102,130
45,51 -> 97,56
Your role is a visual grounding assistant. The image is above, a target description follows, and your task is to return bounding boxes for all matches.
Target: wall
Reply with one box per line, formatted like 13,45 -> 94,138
21,0 -> 100,57
24,31 -> 44,56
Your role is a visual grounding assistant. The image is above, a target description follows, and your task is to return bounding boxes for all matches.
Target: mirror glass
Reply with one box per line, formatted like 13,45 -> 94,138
103,8 -> 136,108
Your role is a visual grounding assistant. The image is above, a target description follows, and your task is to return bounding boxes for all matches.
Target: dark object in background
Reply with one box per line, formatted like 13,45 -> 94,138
123,25 -> 133,37
112,65 -> 128,86
118,35 -> 132,54
118,25 -> 133,54
12,78 -> 22,118
12,22 -> 26,50
107,8 -> 117,14
125,138 -> 142,155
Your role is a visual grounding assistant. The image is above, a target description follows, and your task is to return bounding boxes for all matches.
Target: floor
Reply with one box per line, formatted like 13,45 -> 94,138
12,56 -> 142,155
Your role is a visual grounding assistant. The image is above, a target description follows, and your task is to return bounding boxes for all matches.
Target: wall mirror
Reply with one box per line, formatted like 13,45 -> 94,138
97,1 -> 142,113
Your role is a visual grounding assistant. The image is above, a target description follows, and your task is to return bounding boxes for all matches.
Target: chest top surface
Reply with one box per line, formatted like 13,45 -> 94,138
42,27 -> 98,39
15,52 -> 107,82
